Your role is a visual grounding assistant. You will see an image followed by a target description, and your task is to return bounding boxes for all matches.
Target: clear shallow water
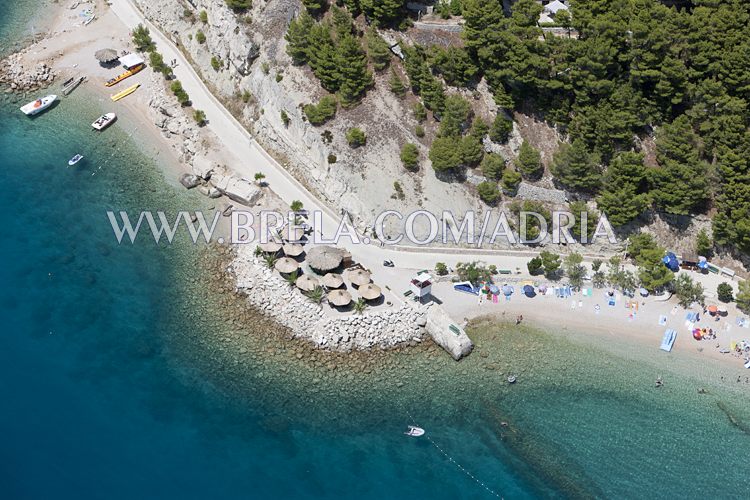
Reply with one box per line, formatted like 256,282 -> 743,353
2,19 -> 750,500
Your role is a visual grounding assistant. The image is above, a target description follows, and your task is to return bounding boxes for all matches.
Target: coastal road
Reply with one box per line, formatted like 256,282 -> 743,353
107,0 -> 558,273
106,0 -> 744,298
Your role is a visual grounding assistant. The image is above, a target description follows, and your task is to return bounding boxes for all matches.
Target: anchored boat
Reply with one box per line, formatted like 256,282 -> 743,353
405,426 -> 425,437
20,95 -> 57,116
92,112 -> 117,131
68,154 -> 84,166
111,84 -> 140,102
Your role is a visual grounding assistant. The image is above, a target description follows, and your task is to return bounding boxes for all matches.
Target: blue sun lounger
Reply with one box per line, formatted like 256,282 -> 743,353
660,329 -> 676,352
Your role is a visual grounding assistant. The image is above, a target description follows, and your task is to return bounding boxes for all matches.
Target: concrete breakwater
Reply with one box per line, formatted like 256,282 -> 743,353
230,244 -> 429,352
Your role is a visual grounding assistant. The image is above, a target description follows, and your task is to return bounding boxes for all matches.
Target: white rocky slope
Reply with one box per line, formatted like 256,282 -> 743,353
134,0 -> 520,240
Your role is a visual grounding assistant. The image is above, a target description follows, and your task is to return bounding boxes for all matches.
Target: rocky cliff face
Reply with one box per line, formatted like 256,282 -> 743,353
134,0 -> 492,236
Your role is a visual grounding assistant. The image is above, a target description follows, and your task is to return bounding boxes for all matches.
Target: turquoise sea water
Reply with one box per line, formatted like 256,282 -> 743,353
2,6 -> 750,498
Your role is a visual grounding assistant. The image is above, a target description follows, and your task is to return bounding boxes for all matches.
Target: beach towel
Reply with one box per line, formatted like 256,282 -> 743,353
608,298 -> 616,306
492,294 -> 498,303
659,315 -> 667,326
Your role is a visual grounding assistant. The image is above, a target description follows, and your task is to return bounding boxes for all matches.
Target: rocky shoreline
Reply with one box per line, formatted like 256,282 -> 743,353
230,243 -> 428,352
0,50 -> 56,94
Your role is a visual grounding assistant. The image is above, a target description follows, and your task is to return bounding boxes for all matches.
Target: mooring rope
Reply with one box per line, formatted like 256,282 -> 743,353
407,410 -> 503,498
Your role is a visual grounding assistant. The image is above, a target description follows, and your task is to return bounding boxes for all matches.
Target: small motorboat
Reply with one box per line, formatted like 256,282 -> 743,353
20,94 -> 57,116
507,375 -> 517,384
383,260 -> 394,267
405,426 -> 425,437
92,112 -> 117,131
68,154 -> 84,166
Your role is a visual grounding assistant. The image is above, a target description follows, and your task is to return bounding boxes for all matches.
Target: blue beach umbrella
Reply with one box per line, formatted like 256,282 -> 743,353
523,284 -> 535,297
489,284 -> 500,295
502,285 -> 513,296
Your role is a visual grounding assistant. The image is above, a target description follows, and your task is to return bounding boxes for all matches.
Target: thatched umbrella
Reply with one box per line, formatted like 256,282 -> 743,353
95,48 -> 119,63
322,273 -> 344,289
274,257 -> 299,274
283,243 -> 304,257
307,246 -> 343,273
327,289 -> 352,307
282,226 -> 306,242
295,274 -> 319,292
358,283 -> 382,301
258,241 -> 282,253
346,268 -> 371,286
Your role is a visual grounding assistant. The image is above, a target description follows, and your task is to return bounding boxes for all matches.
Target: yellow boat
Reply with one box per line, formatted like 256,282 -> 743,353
111,83 -> 140,102
104,63 -> 144,87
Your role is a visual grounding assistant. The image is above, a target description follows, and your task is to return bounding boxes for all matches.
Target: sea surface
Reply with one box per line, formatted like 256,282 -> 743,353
1,5 -> 750,499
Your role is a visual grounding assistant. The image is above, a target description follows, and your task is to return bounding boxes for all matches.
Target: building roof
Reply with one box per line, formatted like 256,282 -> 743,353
119,53 -> 145,69
544,0 -> 569,14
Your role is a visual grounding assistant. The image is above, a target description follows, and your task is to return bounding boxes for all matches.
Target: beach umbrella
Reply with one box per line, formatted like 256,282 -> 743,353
501,285 -> 513,296
523,284 -> 536,297
639,287 -> 649,297
282,225 -> 306,242
489,284 -> 500,295
327,289 -> 352,307
274,257 -> 299,274
295,274 -> 319,292
358,283 -> 382,301
346,269 -> 371,286
321,273 -> 344,289
717,304 -> 728,314
538,284 -> 547,294
95,48 -> 119,63
707,305 -> 718,315
283,243 -> 304,257
258,241 -> 282,253
307,246 -> 343,272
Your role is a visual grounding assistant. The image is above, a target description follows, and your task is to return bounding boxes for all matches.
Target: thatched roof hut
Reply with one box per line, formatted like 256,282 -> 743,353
358,283 -> 382,301
307,246 -> 344,273
274,257 -> 299,274
327,289 -> 352,307
95,48 -> 119,63
283,243 -> 304,257
345,268 -> 371,286
321,273 -> 344,289
295,274 -> 319,292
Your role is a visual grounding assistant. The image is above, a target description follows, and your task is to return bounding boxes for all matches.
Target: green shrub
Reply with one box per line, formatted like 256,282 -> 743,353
415,125 -> 425,138
303,96 -> 338,125
481,154 -> 505,181
199,10 -> 208,23
210,56 -> 221,71
435,262 -> 448,276
400,143 -> 419,171
261,62 -> 270,75
170,80 -> 190,105
225,0 -> 252,11
346,127 -> 366,148
477,181 -> 501,205
327,154 -> 337,164
413,101 -> 427,122
392,181 -> 405,200
717,283 -> 733,303
280,110 -> 290,127
193,109 -> 207,126
241,90 -> 252,103
195,30 -> 206,44
132,24 -> 155,52
490,114 -> 513,143
501,169 -> 522,194
275,72 -> 283,82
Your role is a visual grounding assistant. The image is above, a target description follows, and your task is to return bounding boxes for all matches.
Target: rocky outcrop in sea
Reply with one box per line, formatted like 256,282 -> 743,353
0,51 -> 56,93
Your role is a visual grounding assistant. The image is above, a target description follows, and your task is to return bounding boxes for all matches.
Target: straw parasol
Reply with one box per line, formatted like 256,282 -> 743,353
274,257 -> 299,274
283,243 -> 304,257
95,48 -> 119,63
322,273 -> 344,289
258,241 -> 282,253
327,289 -> 352,307
358,283 -> 382,301
282,225 -> 306,242
295,274 -> 319,292
346,268 -> 371,286
307,246 -> 343,273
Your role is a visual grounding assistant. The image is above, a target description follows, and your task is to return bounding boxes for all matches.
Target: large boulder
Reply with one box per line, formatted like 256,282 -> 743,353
192,154 -> 214,180
179,173 -> 201,189
212,174 -> 262,206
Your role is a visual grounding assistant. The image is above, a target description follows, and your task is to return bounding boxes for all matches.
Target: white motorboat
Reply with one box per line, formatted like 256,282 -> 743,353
91,112 -> 116,131
405,426 -> 425,437
20,94 -> 57,116
68,154 -> 84,166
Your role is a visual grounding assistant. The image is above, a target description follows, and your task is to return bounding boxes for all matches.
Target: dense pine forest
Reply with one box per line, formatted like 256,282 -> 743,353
282,0 -> 750,257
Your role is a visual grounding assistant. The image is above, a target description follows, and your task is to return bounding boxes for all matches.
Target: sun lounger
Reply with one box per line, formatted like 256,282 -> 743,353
659,315 -> 667,326
660,329 -> 676,352
449,324 -> 461,336
497,269 -> 512,275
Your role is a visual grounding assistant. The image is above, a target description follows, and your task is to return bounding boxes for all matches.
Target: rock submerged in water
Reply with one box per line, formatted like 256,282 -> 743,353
179,173 -> 201,189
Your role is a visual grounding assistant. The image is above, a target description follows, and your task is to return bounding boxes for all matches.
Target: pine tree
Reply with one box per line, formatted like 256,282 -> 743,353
336,34 -> 373,106
389,68 -> 406,97
302,0 -> 326,16
307,23 -> 340,92
365,27 -> 391,71
285,11 -> 314,65
551,139 -> 602,193
430,137 -> 463,172
515,140 -> 543,180
361,0 -> 404,26
438,95 -> 472,137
